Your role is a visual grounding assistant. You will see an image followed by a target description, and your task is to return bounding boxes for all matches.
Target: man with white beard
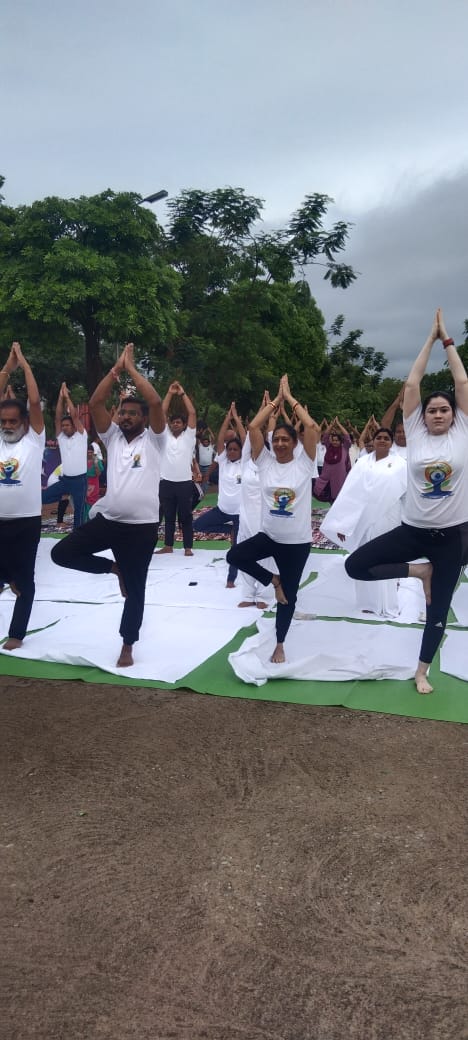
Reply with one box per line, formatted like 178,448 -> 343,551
0,343 -> 45,650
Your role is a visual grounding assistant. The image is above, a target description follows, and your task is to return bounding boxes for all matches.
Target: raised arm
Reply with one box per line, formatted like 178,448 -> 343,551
438,309 -> 468,415
403,311 -> 440,418
122,345 -> 165,433
54,384 -> 65,436
0,345 -> 17,398
280,375 -> 318,460
249,386 -> 282,460
381,385 -> 405,430
230,402 -> 246,444
10,343 -> 44,434
62,383 -> 85,434
90,347 -> 127,433
217,405 -> 235,455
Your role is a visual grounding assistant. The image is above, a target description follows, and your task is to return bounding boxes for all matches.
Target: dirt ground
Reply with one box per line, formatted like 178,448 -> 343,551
1,678 -> 467,1040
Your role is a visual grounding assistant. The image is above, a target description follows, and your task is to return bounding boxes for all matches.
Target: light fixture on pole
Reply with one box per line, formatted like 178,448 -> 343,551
140,190 -> 169,205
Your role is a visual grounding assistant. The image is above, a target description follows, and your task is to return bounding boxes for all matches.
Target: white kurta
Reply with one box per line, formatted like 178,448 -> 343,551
320,452 -> 407,617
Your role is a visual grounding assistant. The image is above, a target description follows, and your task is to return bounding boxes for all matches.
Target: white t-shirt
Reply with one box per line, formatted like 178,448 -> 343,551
160,426 -> 196,481
198,441 -> 215,467
97,423 -> 166,524
256,446 -> 317,543
0,427 -> 46,518
403,406 -> 468,528
216,450 -> 242,514
58,429 -> 88,476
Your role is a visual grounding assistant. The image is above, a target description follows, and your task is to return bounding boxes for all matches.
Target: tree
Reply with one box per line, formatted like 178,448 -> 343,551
0,187 -> 180,397
151,188 -> 356,414
316,317 -> 390,424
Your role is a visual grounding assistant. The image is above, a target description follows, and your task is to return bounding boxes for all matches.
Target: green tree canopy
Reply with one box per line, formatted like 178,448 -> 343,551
0,188 -> 180,398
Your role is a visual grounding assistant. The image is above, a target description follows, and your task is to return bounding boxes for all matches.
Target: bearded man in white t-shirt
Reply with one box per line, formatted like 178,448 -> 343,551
51,344 -> 166,668
41,381 -> 88,528
0,342 -> 45,651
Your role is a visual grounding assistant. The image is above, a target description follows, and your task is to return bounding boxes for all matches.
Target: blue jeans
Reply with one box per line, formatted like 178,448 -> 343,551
42,473 -> 87,529
193,506 -> 239,583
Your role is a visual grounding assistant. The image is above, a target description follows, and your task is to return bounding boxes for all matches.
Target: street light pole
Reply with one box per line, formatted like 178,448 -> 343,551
140,190 -> 168,205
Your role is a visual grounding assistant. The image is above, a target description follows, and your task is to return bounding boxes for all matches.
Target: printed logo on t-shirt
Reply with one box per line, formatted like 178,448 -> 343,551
131,454 -> 142,468
270,486 -> 295,517
421,462 -> 453,498
0,457 -> 21,485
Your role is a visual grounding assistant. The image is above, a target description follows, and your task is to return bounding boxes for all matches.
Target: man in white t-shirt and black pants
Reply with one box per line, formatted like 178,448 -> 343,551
0,343 -> 45,651
51,345 -> 166,668
156,380 -> 197,556
41,382 -> 88,528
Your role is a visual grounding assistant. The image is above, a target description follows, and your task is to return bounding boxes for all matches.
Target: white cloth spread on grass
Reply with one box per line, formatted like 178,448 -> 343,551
0,538 -> 462,685
320,451 -> 407,618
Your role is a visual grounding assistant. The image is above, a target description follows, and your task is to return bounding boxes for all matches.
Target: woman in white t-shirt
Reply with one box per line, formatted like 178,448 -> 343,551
227,376 -> 318,664
346,309 -> 468,695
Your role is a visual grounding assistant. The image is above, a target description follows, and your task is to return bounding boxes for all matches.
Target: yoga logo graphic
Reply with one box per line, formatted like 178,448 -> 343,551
131,454 -> 142,468
421,461 -> 453,497
0,457 -> 21,485
270,486 -> 295,517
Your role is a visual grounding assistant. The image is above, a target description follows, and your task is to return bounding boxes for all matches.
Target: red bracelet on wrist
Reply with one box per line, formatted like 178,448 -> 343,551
443,338 -> 454,348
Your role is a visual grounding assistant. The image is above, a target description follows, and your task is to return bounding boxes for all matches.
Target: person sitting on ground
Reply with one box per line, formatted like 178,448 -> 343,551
41,382 -> 88,529
156,381 -> 197,557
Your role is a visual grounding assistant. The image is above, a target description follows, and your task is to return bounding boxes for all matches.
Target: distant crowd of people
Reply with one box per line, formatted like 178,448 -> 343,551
1,308 -> 468,694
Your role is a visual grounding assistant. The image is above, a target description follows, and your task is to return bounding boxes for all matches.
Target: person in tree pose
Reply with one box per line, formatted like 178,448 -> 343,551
345,309 -> 468,694
227,375 -> 318,663
156,381 -> 197,556
51,344 -> 166,668
41,382 -> 88,529
0,343 -> 45,650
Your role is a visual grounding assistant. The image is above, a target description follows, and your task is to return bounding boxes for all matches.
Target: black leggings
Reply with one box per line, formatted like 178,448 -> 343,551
51,513 -> 158,645
0,516 -> 41,640
227,533 -> 310,643
345,522 -> 468,663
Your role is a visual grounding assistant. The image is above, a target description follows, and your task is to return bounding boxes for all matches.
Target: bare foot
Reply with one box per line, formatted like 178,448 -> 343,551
184,549 -> 194,556
155,546 -> 173,555
238,600 -> 255,607
409,562 -> 433,604
270,643 -> 286,664
256,601 -> 268,610
416,661 -> 432,694
271,575 -> 288,605
111,563 -> 127,597
3,637 -> 23,651
116,643 -> 134,667
226,581 -> 236,589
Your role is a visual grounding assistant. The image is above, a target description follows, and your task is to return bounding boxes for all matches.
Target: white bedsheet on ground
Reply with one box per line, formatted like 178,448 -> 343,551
0,541 -> 465,685
228,617 -> 422,686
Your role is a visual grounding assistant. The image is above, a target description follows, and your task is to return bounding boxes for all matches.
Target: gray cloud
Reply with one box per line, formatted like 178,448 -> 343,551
313,169 -> 468,377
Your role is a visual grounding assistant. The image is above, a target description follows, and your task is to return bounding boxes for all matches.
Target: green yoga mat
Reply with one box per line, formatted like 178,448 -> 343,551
1,537 -> 466,725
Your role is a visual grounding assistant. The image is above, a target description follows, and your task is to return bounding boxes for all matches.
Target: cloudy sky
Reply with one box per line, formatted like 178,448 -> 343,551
3,0 -> 468,376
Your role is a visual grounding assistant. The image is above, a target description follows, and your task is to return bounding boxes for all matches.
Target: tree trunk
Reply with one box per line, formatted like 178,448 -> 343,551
83,321 -> 103,397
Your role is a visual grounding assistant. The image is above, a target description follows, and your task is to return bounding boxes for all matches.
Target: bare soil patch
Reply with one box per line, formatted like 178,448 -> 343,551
1,678 -> 467,1040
